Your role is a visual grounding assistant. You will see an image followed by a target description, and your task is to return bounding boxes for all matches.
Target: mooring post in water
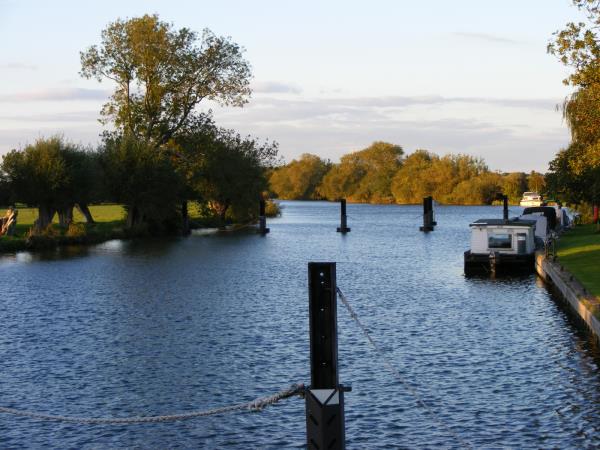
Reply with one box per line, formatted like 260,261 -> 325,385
419,196 -> 435,232
259,199 -> 270,235
336,199 -> 351,233
306,262 -> 347,450
503,195 -> 509,222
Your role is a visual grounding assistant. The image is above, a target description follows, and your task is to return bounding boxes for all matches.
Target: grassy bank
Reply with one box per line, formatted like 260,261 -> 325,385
557,224 -> 600,299
0,201 -> 279,253
0,204 -> 127,253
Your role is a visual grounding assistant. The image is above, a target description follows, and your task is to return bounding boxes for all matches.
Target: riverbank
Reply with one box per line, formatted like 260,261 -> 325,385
556,224 -> 600,298
535,224 -> 600,344
0,202 -> 280,253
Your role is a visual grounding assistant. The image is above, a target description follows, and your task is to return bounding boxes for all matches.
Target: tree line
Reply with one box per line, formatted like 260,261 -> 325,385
546,0 -> 600,216
269,142 -> 546,205
0,15 -> 277,234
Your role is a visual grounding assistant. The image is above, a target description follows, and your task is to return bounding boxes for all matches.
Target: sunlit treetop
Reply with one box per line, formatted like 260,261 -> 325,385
80,14 -> 252,146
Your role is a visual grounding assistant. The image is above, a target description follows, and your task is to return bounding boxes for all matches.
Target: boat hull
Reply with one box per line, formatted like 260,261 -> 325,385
464,250 -> 535,275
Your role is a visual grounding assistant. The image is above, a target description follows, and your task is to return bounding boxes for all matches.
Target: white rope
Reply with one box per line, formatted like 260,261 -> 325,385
336,287 -> 473,450
0,383 -> 304,425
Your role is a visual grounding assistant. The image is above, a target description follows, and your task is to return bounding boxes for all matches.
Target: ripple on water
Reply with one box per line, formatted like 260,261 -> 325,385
0,202 -> 599,448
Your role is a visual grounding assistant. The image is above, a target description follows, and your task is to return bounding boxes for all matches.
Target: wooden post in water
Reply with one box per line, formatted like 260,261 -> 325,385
503,195 -> 509,222
306,262 -> 347,450
259,199 -> 270,235
336,199 -> 351,233
419,196 -> 435,232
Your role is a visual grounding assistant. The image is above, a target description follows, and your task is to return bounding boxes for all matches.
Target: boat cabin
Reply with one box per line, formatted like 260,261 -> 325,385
464,218 -> 537,274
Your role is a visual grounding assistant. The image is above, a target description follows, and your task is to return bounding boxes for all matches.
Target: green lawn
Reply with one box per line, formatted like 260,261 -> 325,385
557,224 -> 600,298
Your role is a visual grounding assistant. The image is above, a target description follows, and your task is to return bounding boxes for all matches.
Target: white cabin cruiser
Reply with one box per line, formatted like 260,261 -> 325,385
519,192 -> 543,207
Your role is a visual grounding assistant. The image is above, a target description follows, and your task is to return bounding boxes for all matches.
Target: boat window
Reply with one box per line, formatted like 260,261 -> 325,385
488,233 -> 512,249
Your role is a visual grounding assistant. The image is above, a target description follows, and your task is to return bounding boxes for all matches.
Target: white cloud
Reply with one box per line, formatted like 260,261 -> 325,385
0,62 -> 38,71
451,32 -> 524,45
0,87 -> 110,102
252,81 -> 302,94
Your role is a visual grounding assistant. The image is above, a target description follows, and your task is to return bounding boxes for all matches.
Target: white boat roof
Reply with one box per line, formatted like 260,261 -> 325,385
469,218 -> 536,227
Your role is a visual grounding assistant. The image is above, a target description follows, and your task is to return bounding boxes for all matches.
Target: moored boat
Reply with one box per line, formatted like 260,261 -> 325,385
519,191 -> 544,207
464,218 -> 537,275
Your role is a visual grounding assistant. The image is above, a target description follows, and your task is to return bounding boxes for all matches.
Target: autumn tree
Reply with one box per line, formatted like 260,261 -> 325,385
269,154 -> 330,200
318,142 -> 403,202
80,14 -> 251,146
527,171 -> 546,193
547,0 -> 600,210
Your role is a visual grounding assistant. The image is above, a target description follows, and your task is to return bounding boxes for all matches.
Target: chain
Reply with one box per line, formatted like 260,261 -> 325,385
0,383 -> 304,425
336,287 -> 473,450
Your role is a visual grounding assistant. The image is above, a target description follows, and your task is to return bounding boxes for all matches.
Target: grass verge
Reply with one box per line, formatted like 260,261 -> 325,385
557,224 -> 600,307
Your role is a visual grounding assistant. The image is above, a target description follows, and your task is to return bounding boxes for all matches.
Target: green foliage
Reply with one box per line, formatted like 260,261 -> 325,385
264,200 -> 281,217
547,2 -> 600,207
557,224 -> 600,303
448,172 -> 504,205
319,142 -> 403,202
390,151 -> 488,204
176,125 -> 278,224
269,154 -> 330,200
501,172 -> 528,204
0,136 -> 100,229
80,14 -> 251,146
527,171 -> 546,193
100,135 -> 183,232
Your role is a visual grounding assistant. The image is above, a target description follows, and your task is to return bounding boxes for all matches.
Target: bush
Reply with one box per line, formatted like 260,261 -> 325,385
66,222 -> 87,238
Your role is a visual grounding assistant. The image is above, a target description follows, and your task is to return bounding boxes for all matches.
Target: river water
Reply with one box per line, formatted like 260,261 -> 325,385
0,201 -> 599,449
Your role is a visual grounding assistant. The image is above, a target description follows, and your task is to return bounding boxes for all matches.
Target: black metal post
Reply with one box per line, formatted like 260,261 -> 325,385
259,199 -> 270,235
336,199 -> 350,233
419,196 -> 435,232
306,262 -> 346,450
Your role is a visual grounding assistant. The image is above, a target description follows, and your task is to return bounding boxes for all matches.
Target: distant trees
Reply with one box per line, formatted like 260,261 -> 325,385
268,143 -> 536,205
269,154 -> 330,200
319,142 -> 403,203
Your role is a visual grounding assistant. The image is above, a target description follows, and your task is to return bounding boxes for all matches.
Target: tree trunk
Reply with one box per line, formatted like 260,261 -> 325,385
76,203 -> 95,224
35,205 -> 55,232
181,200 -> 190,235
126,205 -> 143,229
57,205 -> 74,228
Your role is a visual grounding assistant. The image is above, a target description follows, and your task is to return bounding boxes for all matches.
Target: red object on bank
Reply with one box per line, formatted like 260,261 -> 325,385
594,205 -> 599,223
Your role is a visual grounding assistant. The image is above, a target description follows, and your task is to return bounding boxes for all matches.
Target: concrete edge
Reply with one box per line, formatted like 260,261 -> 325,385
536,251 -> 600,345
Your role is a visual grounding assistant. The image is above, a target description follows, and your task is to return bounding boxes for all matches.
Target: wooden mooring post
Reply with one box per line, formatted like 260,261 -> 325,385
336,199 -> 351,233
419,196 -> 435,232
259,199 -> 270,235
502,195 -> 509,222
306,262 -> 348,450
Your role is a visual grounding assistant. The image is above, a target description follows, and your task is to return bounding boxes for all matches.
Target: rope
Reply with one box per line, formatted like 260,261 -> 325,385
336,287 -> 473,450
0,383 -> 304,425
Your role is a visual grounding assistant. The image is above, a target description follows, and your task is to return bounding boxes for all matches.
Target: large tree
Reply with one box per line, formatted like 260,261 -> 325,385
547,1 -> 600,209
0,137 -> 96,231
177,127 -> 278,224
80,14 -> 251,146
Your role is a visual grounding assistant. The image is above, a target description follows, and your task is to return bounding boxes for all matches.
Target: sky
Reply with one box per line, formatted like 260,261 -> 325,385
0,0 -> 586,172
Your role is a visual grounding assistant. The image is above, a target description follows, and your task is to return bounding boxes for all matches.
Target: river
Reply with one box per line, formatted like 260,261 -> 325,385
0,201 -> 599,448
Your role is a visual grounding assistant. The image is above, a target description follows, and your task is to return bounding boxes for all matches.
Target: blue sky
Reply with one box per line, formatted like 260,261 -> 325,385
0,0 -> 585,171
